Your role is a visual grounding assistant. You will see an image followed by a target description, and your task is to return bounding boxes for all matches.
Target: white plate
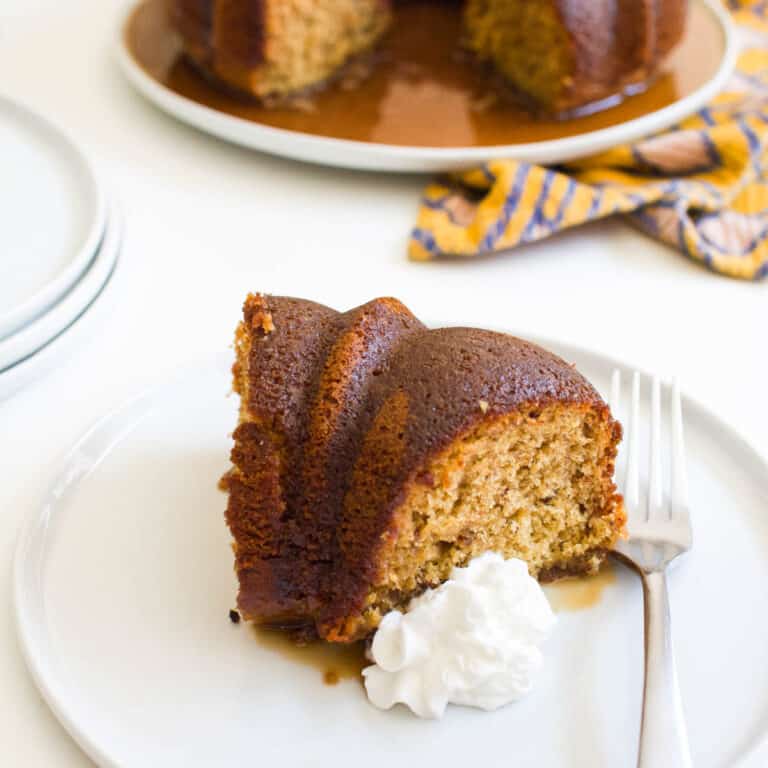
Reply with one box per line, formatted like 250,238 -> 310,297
0,201 -> 120,372
14,332 -> 768,768
0,97 -> 107,339
115,0 -> 738,173
0,207 -> 121,401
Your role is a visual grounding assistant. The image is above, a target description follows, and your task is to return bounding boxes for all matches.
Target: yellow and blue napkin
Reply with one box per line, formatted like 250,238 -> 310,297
410,1 -> 768,280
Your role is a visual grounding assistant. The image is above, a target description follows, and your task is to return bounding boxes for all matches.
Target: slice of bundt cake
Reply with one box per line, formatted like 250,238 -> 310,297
222,294 -> 624,642
172,0 -> 391,100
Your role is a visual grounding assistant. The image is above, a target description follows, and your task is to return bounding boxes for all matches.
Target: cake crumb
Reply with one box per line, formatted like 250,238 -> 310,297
251,310 -> 275,338
478,400 -> 490,413
229,609 -> 241,624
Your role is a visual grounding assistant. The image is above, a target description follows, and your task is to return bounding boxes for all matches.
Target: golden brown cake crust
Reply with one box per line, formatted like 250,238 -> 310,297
224,295 -> 623,640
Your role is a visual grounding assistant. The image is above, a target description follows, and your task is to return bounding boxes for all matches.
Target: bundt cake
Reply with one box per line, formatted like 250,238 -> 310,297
172,0 -> 687,114
222,294 -> 625,642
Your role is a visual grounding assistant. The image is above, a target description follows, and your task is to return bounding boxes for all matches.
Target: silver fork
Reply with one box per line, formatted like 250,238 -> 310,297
610,371 -> 693,768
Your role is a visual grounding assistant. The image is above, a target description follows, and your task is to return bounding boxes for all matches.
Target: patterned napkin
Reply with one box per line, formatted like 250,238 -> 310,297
409,2 -> 768,280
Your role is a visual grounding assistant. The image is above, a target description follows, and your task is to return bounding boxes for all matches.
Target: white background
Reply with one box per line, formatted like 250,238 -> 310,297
1,1 -> 766,764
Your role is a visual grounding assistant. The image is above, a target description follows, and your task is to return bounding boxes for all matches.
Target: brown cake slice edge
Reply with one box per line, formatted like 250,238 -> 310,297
223,295 -> 625,643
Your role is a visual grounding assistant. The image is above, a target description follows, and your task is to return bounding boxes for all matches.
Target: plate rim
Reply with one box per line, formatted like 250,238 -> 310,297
0,204 -> 121,401
0,96 -> 108,338
0,199 -> 120,373
13,327 -> 768,768
115,0 -> 739,173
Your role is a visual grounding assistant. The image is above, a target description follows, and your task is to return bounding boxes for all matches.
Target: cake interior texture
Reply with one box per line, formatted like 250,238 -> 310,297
251,0 -> 390,97
222,295 -> 624,643
350,404 -> 620,639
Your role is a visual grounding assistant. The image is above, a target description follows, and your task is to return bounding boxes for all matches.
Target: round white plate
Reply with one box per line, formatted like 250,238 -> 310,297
0,97 -> 107,339
0,206 -> 121,401
0,200 -> 120,372
116,0 -> 737,173
14,332 -> 768,768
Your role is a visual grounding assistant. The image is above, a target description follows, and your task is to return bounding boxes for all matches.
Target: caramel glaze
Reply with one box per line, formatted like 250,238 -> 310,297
545,562 -> 618,612
251,564 -> 614,684
126,0 -> 722,148
253,627 -> 366,685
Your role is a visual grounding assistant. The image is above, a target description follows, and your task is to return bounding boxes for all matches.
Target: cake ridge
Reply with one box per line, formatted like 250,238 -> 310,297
231,294 -> 427,622
229,293 -> 339,621
293,297 -> 425,605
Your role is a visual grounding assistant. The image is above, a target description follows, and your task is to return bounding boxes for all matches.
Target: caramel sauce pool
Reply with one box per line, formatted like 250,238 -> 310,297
249,564 -> 613,683
252,626 -> 366,686
127,0 -> 723,148
544,563 -> 617,612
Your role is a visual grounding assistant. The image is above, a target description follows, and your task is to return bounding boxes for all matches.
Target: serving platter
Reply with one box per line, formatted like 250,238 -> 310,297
14,331 -> 768,767
116,0 -> 737,172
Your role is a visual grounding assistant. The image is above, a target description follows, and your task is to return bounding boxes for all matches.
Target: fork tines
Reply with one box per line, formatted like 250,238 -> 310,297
610,370 -> 692,553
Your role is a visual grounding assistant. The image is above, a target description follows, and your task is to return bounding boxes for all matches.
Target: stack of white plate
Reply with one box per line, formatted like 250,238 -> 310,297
0,97 -> 121,401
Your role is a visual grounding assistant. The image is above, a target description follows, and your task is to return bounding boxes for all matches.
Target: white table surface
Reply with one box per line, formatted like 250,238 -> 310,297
2,1 -> 767,765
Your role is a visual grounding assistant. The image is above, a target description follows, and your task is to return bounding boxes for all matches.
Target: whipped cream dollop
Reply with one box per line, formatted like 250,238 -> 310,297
362,552 -> 556,719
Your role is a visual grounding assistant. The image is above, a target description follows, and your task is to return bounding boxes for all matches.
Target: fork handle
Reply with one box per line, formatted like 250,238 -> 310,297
638,569 -> 692,768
